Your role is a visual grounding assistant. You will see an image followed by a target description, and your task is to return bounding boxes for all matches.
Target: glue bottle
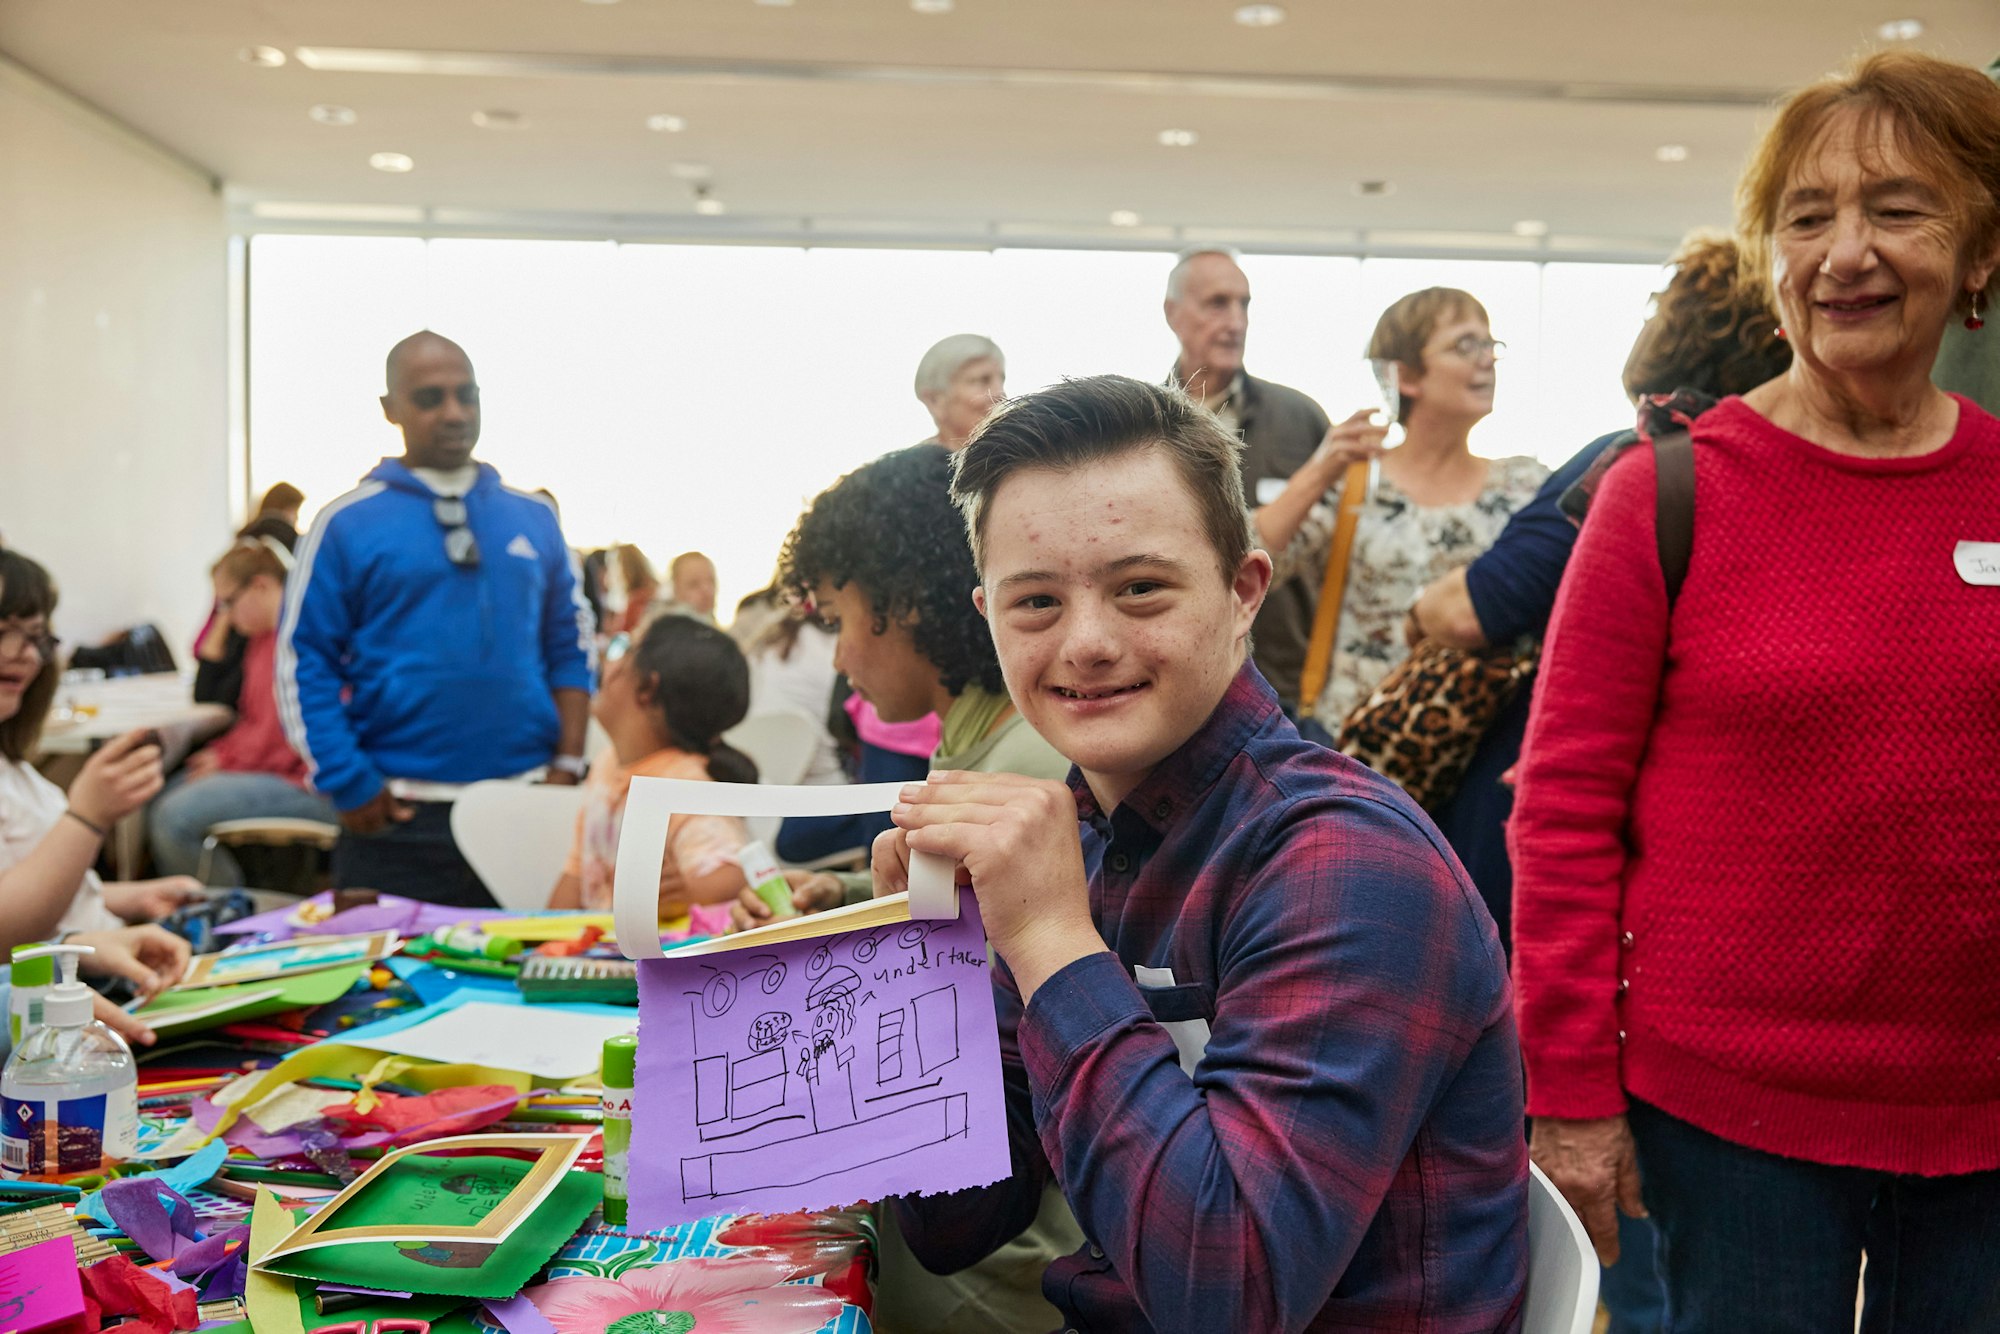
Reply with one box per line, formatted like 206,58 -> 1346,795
736,840 -> 796,921
0,945 -> 138,1179
600,1033 -> 637,1227
8,948 -> 54,1048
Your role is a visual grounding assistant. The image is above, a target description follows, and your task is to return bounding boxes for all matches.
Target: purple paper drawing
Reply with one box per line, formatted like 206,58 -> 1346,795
629,889 -> 1011,1229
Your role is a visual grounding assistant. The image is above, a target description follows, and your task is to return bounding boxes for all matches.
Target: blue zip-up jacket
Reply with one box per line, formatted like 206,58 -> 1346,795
277,458 -> 596,811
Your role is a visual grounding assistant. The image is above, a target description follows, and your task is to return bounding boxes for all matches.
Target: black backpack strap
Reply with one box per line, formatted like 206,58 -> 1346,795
1652,430 -> 1695,608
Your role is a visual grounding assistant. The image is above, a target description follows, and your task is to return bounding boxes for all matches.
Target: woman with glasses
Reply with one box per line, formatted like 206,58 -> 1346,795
0,547 -> 204,1050
1261,287 -> 1548,740
147,539 -> 338,882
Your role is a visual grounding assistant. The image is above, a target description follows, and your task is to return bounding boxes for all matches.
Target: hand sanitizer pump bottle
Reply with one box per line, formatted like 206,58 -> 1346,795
1,945 -> 138,1179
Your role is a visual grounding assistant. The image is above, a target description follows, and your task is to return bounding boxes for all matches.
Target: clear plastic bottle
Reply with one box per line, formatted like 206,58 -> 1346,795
1,945 -> 137,1180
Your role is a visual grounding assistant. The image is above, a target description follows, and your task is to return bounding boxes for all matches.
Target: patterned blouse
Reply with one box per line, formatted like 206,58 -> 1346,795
1271,454 -> 1550,733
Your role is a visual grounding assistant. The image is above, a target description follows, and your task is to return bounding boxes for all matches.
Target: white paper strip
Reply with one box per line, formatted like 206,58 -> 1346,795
612,778 -> 958,958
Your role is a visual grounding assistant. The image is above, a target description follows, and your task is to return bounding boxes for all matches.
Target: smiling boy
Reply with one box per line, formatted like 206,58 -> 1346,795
877,375 -> 1528,1332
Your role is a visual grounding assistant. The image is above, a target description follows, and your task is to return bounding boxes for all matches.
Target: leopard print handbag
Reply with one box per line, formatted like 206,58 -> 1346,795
1333,638 -> 1540,812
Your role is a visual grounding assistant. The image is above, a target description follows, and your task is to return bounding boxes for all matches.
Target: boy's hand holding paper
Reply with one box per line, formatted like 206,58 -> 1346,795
886,770 -> 1106,1003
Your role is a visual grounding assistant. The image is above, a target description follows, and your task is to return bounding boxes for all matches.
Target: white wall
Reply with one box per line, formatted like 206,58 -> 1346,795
0,56 -> 228,650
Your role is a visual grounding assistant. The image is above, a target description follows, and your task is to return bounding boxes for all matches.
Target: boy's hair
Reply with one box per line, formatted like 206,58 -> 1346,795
0,549 -> 60,763
949,375 -> 1252,583
627,613 -> 757,785
778,445 -> 1003,697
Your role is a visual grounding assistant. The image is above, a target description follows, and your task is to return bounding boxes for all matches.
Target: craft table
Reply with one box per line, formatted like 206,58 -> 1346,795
2,918 -> 879,1334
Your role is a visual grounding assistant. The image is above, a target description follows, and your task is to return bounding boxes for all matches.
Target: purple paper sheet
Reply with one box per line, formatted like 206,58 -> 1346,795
215,891 -> 505,942
629,889 -> 1011,1229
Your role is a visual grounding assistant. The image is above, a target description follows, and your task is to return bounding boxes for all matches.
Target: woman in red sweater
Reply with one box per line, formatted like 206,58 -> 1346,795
147,538 -> 337,881
1512,52 -> 2000,1330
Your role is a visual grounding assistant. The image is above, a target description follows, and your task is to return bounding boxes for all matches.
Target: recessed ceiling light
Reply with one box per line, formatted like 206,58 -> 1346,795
1108,209 -> 1142,227
645,113 -> 688,133
369,152 -> 415,173
1233,4 -> 1286,26
754,0 -> 796,7
669,162 -> 713,181
581,0 -> 621,5
694,188 -> 727,216
472,109 -> 526,130
239,45 -> 287,67
1354,179 -> 1395,196
1512,219 -> 1550,238
1655,143 -> 1690,162
1158,128 -> 1199,147
1876,17 -> 1924,39
912,0 -> 955,11
307,104 -> 356,126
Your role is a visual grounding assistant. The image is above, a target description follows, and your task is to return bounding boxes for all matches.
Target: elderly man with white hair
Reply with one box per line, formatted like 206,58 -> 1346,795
1164,247 -> 1333,717
915,333 -> 1006,450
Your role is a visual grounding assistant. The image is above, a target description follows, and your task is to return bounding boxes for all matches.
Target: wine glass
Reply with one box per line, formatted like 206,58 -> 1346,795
1364,358 -> 1401,502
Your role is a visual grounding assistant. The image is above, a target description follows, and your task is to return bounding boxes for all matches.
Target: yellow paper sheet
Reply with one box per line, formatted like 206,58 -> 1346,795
193,1043 -> 533,1143
481,913 -> 622,942
243,1082 -> 350,1134
245,1189 -> 305,1334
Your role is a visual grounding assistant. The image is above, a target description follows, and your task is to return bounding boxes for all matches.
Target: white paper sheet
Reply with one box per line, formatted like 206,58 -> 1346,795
612,778 -> 957,959
344,1001 -> 636,1079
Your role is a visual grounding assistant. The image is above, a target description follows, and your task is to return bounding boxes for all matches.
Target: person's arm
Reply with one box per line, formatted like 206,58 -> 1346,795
276,519 -> 384,814
1250,411 -> 1387,559
884,776 -> 1508,1331
1407,566 -> 1488,649
0,732 -> 163,949
544,689 -> 589,787
192,620 -> 245,706
538,513 -> 598,782
1450,432 -> 1628,650
1508,445 -> 1673,1262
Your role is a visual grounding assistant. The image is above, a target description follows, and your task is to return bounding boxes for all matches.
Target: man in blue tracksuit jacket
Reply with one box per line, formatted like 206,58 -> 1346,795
278,331 -> 595,906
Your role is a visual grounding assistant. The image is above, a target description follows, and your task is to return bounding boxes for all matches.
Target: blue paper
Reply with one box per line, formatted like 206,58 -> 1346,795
77,1139 -> 228,1226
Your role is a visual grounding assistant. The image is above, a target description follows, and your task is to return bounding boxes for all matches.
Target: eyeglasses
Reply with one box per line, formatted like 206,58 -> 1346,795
0,625 -> 59,663
433,497 -> 480,568
1435,334 -> 1506,363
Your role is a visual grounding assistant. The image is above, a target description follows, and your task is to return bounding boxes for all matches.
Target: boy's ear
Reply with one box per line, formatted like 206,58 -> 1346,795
971,584 -> 989,618
1232,549 -> 1274,636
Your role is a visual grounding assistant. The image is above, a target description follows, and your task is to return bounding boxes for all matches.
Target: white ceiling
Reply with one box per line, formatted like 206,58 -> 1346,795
5,0 -> 1998,257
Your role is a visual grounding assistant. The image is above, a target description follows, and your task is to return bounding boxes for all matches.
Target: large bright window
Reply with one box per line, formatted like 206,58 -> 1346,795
248,236 -> 1666,614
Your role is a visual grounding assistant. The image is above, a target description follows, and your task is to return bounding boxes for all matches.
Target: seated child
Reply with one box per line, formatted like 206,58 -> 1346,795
548,614 -> 759,937
149,538 -> 338,881
0,548 -> 203,934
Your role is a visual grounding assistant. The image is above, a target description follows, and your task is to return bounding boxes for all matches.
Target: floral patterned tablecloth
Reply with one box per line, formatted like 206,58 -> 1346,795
506,1208 -> 877,1334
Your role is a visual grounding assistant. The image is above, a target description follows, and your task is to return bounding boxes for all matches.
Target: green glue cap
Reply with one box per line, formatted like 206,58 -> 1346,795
602,1033 -> 638,1088
9,948 -> 54,989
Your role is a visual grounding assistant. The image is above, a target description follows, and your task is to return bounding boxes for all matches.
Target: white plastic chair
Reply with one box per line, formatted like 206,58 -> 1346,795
448,781 -> 586,912
722,712 -> 823,848
723,712 -> 819,787
1524,1161 -> 1600,1334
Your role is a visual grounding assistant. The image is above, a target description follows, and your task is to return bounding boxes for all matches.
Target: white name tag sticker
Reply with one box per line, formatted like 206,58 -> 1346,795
1133,964 -> 1212,1078
1953,541 -> 2000,587
1255,477 -> 1287,506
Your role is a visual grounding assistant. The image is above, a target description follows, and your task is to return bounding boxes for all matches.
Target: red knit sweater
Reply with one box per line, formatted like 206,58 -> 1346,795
1511,394 -> 2000,1175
